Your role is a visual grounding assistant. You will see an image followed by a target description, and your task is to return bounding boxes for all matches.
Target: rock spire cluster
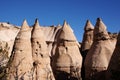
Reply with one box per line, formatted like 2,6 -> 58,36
84,18 -> 115,80
6,19 -> 82,80
0,18 -> 118,80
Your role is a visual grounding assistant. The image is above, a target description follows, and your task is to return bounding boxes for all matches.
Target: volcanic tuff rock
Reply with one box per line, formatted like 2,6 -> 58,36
81,20 -> 94,52
7,20 -> 33,80
81,20 -> 94,80
84,18 -> 115,80
52,21 -> 82,80
31,19 -> 55,80
106,32 -> 120,80
0,18 -> 119,80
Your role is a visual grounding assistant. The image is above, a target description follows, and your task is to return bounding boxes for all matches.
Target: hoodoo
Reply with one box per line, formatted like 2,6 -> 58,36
84,18 -> 115,80
81,20 -> 94,52
81,20 -> 94,80
7,20 -> 33,80
52,20 -> 82,80
31,19 -> 55,80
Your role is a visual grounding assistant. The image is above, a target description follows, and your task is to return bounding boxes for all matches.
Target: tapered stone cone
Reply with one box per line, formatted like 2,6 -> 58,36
81,20 -> 94,51
94,18 -> 110,41
7,19 -> 33,80
52,20 -> 82,80
84,18 -> 115,80
31,19 -> 55,80
59,20 -> 77,41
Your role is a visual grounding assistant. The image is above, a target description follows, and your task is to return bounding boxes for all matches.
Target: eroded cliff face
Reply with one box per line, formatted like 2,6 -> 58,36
106,32 -> 120,80
0,18 -> 118,80
0,19 -> 82,80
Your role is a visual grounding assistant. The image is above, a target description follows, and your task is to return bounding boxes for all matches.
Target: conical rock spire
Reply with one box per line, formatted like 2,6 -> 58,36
34,18 -> 40,29
31,19 -> 55,80
59,20 -> 76,41
16,19 -> 31,40
81,20 -> 94,51
32,19 -> 46,40
7,20 -> 33,80
52,21 -> 82,79
84,18 -> 115,80
21,19 -> 29,30
94,18 -> 110,41
84,20 -> 94,31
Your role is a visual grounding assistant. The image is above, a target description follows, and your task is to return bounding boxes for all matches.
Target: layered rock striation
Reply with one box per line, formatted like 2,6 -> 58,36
52,21 -> 82,80
0,18 -> 118,80
7,20 -> 33,80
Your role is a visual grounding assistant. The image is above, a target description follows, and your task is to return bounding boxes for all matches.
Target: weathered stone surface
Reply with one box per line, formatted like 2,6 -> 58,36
81,20 -> 94,52
0,18 -> 118,80
106,32 -> 120,80
31,19 -> 55,80
41,25 -> 62,56
7,20 -> 33,80
0,23 -> 19,57
81,20 -> 94,80
52,21 -> 82,80
59,20 -> 77,41
84,18 -> 115,80
108,32 -> 118,47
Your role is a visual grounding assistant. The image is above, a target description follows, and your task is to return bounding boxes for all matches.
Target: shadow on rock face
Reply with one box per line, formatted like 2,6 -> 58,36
85,70 -> 106,80
55,70 -> 80,80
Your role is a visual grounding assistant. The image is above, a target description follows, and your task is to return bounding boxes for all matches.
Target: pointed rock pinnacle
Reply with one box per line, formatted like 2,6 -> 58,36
94,18 -> 107,34
32,19 -> 45,40
94,18 -> 109,40
59,20 -> 76,41
34,18 -> 40,29
21,19 -> 29,30
84,20 -> 94,31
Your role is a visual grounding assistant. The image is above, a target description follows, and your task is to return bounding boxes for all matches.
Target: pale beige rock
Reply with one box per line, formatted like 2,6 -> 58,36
94,18 -> 110,41
41,25 -> 61,56
106,32 -> 120,80
0,41 -> 9,67
59,20 -> 77,41
81,20 -> 94,51
7,20 -> 33,80
84,18 -> 115,80
31,19 -> 55,80
52,21 -> 82,80
0,23 -> 19,57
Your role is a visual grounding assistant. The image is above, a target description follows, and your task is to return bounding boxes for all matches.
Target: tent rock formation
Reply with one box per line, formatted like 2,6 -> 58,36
84,18 -> 116,80
52,21 -> 82,80
7,20 -> 33,80
31,19 -> 55,80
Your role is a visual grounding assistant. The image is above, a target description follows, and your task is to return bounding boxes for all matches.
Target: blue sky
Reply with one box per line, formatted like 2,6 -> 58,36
0,0 -> 120,41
